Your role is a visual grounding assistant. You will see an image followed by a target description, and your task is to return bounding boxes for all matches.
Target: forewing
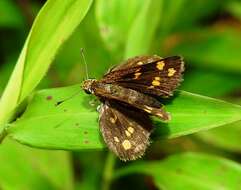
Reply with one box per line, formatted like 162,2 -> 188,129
110,55 -> 162,71
99,100 -> 153,161
102,56 -> 184,97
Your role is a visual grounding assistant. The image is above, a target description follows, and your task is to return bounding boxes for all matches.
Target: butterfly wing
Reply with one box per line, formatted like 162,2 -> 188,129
110,55 -> 162,71
102,56 -> 184,97
93,83 -> 170,121
99,100 -> 153,161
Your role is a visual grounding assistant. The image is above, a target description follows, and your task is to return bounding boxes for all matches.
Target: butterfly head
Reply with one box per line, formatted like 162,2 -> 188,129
82,79 -> 96,94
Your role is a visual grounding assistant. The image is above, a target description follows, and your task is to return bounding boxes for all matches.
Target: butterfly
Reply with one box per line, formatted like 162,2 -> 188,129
82,55 -> 184,161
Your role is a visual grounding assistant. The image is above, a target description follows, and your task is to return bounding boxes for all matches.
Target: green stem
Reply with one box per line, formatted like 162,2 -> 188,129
101,151 -> 116,190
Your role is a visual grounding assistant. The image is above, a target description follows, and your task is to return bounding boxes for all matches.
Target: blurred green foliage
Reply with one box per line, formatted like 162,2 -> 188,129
0,0 -> 241,190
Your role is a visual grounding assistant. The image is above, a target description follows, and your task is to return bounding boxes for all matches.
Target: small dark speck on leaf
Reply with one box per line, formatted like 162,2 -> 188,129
75,123 -> 80,127
64,109 -> 67,112
84,131 -> 88,135
54,123 -> 62,128
46,95 -> 53,100
84,140 -> 89,144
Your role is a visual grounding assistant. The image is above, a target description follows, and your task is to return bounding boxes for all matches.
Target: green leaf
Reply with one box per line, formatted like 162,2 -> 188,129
20,0 -> 93,101
0,0 -> 93,129
0,139 -> 73,190
196,100 -> 241,152
154,91 -> 241,139
0,39 -> 27,125
8,85 -> 103,150
125,0 -> 163,58
197,121 -> 241,152
114,152 -> 241,190
7,85 -> 241,150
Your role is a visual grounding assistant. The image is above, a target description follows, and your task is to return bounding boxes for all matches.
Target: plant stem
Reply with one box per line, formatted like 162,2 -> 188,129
101,151 -> 116,190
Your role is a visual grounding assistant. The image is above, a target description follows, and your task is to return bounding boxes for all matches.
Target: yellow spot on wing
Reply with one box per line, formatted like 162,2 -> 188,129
152,80 -> 160,86
134,72 -> 142,79
156,61 -> 165,70
110,118 -> 115,123
137,61 -> 144,65
122,140 -> 131,150
144,105 -> 152,109
114,137 -> 120,142
156,113 -> 163,117
144,109 -> 151,113
168,68 -> 176,77
148,85 -> 154,89
155,77 -> 161,81
110,116 -> 117,123
125,130 -> 131,137
128,127 -> 134,134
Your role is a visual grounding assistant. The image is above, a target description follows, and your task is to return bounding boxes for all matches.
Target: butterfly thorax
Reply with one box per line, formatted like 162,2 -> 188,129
82,79 -> 97,94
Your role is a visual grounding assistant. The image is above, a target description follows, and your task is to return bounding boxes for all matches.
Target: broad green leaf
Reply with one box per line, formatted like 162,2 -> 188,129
95,0 -> 144,59
0,139 -> 73,190
7,85 -> 241,149
20,0 -> 93,101
0,39 -> 27,125
196,100 -> 241,152
154,91 -> 241,139
197,121 -> 241,152
114,152 -> 241,190
0,0 -> 93,130
9,85 -> 102,150
170,28 -> 241,73
125,0 -> 163,58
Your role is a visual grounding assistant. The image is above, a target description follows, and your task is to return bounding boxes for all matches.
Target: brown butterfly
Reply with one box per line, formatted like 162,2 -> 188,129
82,55 -> 184,161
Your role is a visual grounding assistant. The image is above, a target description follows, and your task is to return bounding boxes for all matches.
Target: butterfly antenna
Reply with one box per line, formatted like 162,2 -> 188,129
55,90 -> 81,106
56,48 -> 88,106
80,48 -> 89,80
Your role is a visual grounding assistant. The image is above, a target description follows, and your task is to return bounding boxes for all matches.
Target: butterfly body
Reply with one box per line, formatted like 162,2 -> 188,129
82,55 -> 184,161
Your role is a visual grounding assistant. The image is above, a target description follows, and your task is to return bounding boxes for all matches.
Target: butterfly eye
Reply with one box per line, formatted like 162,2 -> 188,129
84,89 -> 91,94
